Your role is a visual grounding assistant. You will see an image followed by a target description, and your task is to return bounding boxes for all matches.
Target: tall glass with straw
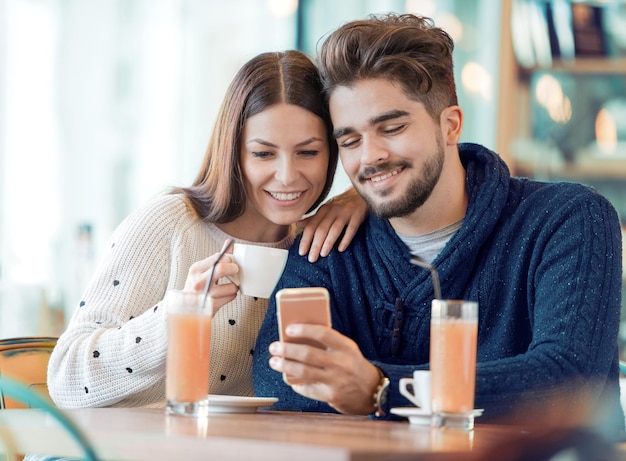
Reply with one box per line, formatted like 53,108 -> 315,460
165,239 -> 233,417
411,256 -> 479,431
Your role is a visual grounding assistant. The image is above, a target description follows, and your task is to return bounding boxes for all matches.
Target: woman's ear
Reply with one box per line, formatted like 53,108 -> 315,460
441,105 -> 463,145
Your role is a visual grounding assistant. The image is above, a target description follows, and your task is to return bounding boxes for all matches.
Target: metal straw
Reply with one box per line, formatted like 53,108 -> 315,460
410,256 -> 441,300
201,238 -> 234,310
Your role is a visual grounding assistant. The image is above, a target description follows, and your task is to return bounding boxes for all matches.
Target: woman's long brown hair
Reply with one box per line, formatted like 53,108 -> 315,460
173,50 -> 338,224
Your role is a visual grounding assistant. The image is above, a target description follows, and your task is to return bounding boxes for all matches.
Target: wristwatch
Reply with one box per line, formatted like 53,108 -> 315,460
372,368 -> 390,418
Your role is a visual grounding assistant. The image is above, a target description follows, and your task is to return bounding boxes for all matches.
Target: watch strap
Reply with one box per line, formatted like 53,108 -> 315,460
372,367 -> 390,418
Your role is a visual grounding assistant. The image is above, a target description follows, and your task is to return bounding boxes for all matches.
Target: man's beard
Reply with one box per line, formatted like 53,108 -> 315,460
356,135 -> 445,219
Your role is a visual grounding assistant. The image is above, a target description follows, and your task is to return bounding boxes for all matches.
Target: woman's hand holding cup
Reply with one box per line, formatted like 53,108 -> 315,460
183,241 -> 239,313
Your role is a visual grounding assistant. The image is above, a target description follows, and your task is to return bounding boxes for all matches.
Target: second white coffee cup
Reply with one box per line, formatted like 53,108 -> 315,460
230,243 -> 288,298
399,370 -> 432,412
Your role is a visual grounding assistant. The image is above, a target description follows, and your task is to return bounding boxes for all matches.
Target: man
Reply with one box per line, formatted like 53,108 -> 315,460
252,13 -> 624,435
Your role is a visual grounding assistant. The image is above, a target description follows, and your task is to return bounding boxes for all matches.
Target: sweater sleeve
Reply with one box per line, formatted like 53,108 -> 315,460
47,195 -> 202,408
472,186 -> 623,423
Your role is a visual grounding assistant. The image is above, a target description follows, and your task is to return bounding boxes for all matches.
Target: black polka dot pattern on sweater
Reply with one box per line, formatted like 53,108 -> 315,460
77,244 -> 168,399
76,271 -> 259,403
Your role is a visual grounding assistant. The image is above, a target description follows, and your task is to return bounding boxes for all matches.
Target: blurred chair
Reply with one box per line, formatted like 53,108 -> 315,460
0,337 -> 57,409
0,376 -> 100,461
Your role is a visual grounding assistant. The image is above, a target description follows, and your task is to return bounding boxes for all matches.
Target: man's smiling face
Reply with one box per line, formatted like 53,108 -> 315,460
329,78 -> 445,219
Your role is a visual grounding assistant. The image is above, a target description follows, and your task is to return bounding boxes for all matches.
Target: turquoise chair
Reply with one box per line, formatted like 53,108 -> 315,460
0,376 -> 100,461
0,337 -> 57,409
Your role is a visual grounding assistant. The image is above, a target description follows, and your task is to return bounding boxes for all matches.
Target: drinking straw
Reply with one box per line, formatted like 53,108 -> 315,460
410,256 -> 441,300
201,238 -> 234,310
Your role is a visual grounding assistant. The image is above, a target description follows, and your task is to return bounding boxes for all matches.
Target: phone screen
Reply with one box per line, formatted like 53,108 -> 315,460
276,287 -> 331,385
276,287 -> 331,348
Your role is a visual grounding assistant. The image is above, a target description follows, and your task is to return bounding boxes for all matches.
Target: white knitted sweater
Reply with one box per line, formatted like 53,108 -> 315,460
47,193 -> 294,408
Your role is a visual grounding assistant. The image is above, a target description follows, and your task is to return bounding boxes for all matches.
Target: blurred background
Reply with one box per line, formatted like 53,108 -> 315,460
1,0 -> 626,362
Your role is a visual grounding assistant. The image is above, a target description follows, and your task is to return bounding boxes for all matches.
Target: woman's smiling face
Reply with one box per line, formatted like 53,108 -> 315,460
239,102 -> 330,233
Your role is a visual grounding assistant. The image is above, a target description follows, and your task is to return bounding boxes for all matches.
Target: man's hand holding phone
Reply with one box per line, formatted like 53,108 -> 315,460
269,287 -> 382,415
276,287 -> 331,384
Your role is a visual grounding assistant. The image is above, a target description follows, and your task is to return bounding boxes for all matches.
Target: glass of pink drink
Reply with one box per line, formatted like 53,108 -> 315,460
430,299 -> 478,430
166,290 -> 212,417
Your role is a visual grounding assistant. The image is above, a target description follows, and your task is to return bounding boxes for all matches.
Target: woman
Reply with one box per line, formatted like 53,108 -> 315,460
47,50 -> 367,409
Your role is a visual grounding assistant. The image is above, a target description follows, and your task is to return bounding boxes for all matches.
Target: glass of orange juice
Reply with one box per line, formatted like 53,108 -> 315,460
430,299 -> 478,430
165,290 -> 212,417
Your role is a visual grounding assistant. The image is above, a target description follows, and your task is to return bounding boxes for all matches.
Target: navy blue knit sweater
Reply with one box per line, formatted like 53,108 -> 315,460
253,143 -> 624,437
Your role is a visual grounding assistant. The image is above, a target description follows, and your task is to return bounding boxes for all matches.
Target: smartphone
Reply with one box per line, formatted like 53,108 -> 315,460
276,287 -> 331,385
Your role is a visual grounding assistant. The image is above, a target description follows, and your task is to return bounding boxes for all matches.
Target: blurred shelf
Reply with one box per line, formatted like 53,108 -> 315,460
498,0 -> 626,178
515,159 -> 626,180
519,57 -> 626,75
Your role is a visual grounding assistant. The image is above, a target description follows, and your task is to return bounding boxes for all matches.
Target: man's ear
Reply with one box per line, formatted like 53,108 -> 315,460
441,105 -> 463,145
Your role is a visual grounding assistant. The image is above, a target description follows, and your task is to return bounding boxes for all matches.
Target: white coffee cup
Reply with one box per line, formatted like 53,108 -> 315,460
230,243 -> 289,298
399,370 -> 432,412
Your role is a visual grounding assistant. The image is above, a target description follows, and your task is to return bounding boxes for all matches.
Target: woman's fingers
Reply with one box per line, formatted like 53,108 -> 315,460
297,187 -> 368,262
208,282 -> 238,312
184,240 -> 239,293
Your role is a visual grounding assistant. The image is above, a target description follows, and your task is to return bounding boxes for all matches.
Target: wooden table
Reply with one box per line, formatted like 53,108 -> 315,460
0,407 -> 612,461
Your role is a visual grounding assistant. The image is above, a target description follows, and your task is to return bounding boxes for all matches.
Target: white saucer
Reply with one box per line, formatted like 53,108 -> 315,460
390,407 -> 484,426
390,407 -> 432,425
207,395 -> 278,413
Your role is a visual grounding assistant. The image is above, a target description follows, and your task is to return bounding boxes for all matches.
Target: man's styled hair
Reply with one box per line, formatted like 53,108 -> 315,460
317,13 -> 458,121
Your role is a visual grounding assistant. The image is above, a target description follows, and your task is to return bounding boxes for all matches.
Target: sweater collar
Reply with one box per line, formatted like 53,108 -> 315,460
366,143 -> 511,300
458,143 -> 510,249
